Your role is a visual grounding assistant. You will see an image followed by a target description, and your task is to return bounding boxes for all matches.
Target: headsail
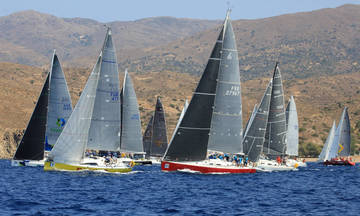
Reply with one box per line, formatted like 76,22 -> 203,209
87,28 -> 121,151
120,70 -> 143,153
49,55 -> 102,164
244,104 -> 258,139
243,80 -> 272,162
263,62 -> 287,159
13,74 -> 50,160
45,51 -> 73,151
318,121 -> 336,162
150,96 -> 168,157
285,96 -> 299,156
208,11 -> 243,154
163,22 -> 224,162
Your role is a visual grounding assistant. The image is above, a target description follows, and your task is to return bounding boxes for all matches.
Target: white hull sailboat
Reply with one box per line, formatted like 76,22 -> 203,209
45,28 -> 131,173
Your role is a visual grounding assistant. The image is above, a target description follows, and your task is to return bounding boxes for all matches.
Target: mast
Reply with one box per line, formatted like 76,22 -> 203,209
163,19 -> 225,162
87,28 -> 121,151
243,80 -> 272,162
285,96 -> 299,156
120,70 -> 144,153
208,10 -> 243,154
13,73 -> 50,160
149,96 -> 168,157
45,50 -> 73,151
263,62 -> 287,159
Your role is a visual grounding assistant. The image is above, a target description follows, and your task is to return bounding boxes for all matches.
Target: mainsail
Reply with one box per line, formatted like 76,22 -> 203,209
13,74 -> 50,160
337,107 -> 351,157
87,28 -> 121,151
150,96 -> 168,157
163,18 -> 224,162
45,51 -> 73,151
285,96 -> 299,156
243,80 -> 272,162
120,70 -> 143,153
49,55 -> 101,164
263,62 -> 287,159
143,115 -> 153,157
208,11 -> 243,154
318,121 -> 336,162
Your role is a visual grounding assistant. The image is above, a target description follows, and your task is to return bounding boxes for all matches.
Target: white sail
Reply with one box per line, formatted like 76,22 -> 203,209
285,96 -> 299,156
49,54 -> 102,164
328,118 -> 343,160
318,121 -> 336,162
45,50 -> 73,150
120,69 -> 143,153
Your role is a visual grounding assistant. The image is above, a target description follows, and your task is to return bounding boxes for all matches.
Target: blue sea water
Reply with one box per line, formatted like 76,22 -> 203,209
1,160 -> 360,216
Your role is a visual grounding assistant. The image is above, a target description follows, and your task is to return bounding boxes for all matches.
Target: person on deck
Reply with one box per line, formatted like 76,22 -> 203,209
276,156 -> 281,164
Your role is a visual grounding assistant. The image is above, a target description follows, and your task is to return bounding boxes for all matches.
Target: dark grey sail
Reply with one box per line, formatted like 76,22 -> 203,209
338,107 -> 351,157
143,115 -> 153,158
163,23 -> 224,162
263,63 -> 287,159
13,74 -> 50,160
208,12 -> 243,154
243,80 -> 272,162
150,96 -> 168,157
87,28 -> 121,151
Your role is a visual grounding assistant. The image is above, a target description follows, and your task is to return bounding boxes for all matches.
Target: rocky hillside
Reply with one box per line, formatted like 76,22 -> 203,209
1,62 -> 359,158
1,5 -> 359,80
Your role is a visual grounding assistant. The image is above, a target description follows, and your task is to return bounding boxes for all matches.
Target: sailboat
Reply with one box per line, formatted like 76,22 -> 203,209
143,96 -> 168,164
285,96 -> 306,167
12,51 -> 73,167
161,11 -> 256,174
320,107 -> 355,166
44,28 -> 131,173
258,63 -> 298,171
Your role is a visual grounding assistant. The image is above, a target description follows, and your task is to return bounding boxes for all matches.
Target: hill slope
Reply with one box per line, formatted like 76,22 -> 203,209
1,62 -> 359,158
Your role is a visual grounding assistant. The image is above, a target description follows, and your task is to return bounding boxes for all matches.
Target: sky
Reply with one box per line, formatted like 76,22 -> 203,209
0,0 -> 359,22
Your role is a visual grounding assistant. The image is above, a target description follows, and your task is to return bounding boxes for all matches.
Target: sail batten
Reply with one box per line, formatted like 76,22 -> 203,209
263,63 -> 287,159
163,25 -> 224,162
87,29 -> 121,151
13,74 -> 50,160
208,15 -> 243,154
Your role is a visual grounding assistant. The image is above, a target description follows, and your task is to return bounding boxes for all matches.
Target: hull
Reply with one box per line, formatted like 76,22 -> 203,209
323,159 -> 355,166
117,157 -> 152,166
11,159 -> 45,167
161,160 -> 256,174
44,161 -> 132,173
255,159 -> 298,172
286,159 -> 307,168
